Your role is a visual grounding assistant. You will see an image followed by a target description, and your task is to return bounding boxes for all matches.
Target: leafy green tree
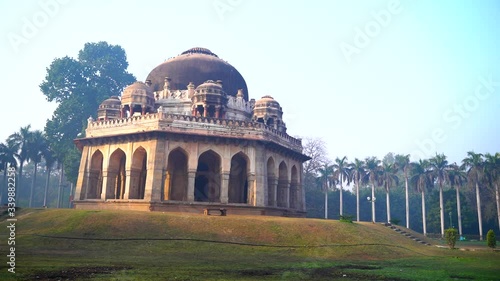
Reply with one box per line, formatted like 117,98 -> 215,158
411,159 -> 432,236
448,163 -> 467,236
364,157 -> 381,223
332,156 -> 349,216
444,228 -> 458,249
380,162 -> 399,223
462,151 -> 485,240
429,153 -> 449,238
349,158 -> 365,222
40,41 -> 135,183
395,154 -> 411,229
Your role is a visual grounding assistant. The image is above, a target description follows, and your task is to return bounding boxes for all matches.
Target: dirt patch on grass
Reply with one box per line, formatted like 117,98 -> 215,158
25,266 -> 131,281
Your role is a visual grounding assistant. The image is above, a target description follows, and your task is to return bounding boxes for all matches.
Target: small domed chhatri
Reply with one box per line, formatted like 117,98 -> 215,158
74,48 -> 310,217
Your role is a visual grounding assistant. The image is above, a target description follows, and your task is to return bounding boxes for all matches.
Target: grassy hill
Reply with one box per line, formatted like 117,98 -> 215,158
0,209 -> 498,280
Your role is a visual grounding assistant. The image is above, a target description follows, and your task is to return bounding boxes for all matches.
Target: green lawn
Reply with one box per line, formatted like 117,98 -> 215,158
0,209 -> 498,280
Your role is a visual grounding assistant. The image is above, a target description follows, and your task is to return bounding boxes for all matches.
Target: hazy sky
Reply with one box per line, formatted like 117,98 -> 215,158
1,0 -> 499,164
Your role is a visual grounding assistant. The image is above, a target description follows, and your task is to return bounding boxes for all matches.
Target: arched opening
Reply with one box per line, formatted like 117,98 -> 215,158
266,118 -> 274,126
267,157 -> 276,206
165,148 -> 188,201
290,165 -> 299,209
130,147 -> 147,199
107,149 -> 126,199
87,150 -> 103,199
194,150 -> 221,202
277,161 -> 288,208
228,152 -> 248,203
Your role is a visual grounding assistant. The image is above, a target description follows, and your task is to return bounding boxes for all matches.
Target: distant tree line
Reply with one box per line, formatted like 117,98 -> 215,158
302,137 -> 500,240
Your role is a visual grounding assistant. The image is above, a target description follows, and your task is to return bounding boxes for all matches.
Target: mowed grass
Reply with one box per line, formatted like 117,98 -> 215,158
0,209 -> 498,280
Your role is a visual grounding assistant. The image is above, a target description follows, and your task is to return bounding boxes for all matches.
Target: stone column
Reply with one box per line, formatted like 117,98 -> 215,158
270,177 -> 278,207
187,170 -> 196,202
220,172 -> 230,204
203,105 -> 208,117
123,170 -> 133,199
247,174 -> 256,206
285,181 -> 291,208
100,171 -> 108,200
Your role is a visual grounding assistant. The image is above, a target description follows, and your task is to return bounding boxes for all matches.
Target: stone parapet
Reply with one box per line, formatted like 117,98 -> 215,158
85,113 -> 303,152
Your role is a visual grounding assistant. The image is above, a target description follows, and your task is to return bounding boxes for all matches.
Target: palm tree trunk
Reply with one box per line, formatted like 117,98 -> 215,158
496,183 -> 500,232
1,167 -> 6,205
356,179 -> 360,222
422,190 -> 427,236
57,165 -> 64,208
17,163 -> 23,203
43,167 -> 51,207
371,181 -> 376,223
324,189 -> 328,219
455,185 -> 463,236
475,182 -> 483,240
386,186 -> 391,223
405,175 -> 409,229
339,177 -> 343,216
439,182 -> 445,237
29,162 -> 38,208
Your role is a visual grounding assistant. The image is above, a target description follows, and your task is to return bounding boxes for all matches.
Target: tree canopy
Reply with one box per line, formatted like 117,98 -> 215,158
40,42 -> 136,182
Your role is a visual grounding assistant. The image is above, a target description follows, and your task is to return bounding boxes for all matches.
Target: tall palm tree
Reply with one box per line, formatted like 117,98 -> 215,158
349,158 -> 365,222
42,147 -> 56,207
380,162 -> 399,223
0,142 -> 19,205
395,154 -> 411,228
462,151 -> 485,240
318,163 -> 334,219
332,156 -> 349,216
27,130 -> 47,208
484,153 -> 500,232
364,157 -> 381,223
429,153 -> 449,238
8,125 -> 33,202
410,159 -> 432,236
447,163 -> 467,236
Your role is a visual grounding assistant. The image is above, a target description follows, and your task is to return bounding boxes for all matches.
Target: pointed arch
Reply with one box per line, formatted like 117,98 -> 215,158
107,148 -> 126,199
228,152 -> 249,203
267,157 -> 276,206
290,165 -> 299,209
194,150 -> 221,202
277,161 -> 288,207
87,150 -> 103,199
130,147 -> 147,199
165,147 -> 188,201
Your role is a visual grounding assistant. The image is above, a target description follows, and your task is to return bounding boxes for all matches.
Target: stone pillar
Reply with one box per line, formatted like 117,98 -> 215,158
285,181 -> 290,208
75,146 -> 91,201
101,169 -> 111,200
203,105 -> 208,117
220,172 -> 230,204
142,105 -> 146,115
187,170 -> 196,202
247,174 -> 256,206
123,170 -> 133,199
215,106 -> 221,118
270,178 -> 278,207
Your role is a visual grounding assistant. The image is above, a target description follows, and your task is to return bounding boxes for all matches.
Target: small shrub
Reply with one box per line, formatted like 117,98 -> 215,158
339,214 -> 353,223
486,229 -> 496,249
444,228 -> 458,249
390,218 -> 400,225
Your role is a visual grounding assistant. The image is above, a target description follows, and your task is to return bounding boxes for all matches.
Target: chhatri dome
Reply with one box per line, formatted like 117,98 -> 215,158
146,47 -> 248,100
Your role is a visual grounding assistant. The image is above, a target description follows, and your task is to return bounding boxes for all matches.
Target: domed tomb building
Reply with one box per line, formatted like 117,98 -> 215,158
74,47 -> 310,216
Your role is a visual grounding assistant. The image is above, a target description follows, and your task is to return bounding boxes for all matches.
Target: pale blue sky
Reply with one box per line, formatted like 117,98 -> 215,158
1,0 -> 499,164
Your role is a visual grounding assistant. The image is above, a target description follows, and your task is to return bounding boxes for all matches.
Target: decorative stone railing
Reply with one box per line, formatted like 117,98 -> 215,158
86,113 -> 303,152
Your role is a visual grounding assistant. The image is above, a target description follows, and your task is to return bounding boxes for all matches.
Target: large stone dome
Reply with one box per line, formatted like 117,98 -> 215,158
146,47 -> 248,100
